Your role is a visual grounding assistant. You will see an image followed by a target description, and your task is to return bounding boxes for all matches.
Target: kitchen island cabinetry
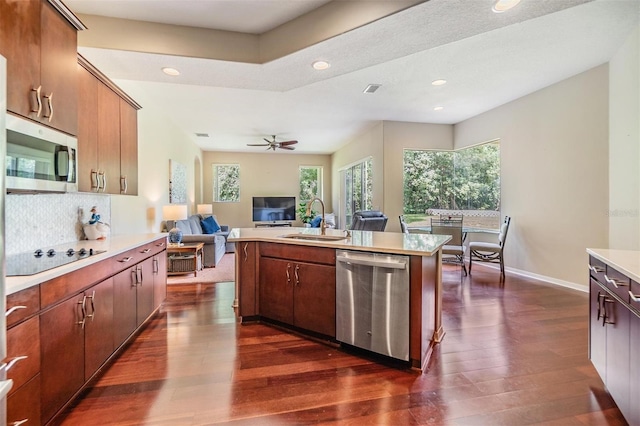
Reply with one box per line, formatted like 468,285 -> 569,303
77,56 -> 141,195
5,235 -> 167,425
237,242 -> 258,317
0,0 -> 85,135
259,243 -> 336,337
587,249 -> 640,425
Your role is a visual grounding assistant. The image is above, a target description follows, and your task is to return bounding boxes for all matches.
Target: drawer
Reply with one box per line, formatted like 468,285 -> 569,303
588,256 -> 606,284
40,257 -> 113,308
7,316 -> 40,394
8,374 -> 41,426
7,285 -> 40,327
603,265 -> 631,302
260,242 -> 336,265
630,280 -> 640,312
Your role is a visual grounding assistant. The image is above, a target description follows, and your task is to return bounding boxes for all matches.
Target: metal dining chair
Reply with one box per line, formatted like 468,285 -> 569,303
469,216 -> 511,279
430,218 -> 467,277
399,215 -> 410,234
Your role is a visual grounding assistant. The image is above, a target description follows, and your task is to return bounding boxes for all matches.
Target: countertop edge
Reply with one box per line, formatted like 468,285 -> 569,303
587,248 -> 640,283
7,233 -> 167,295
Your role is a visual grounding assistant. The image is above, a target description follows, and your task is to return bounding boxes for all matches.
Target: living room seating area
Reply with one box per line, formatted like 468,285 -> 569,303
164,214 -> 234,267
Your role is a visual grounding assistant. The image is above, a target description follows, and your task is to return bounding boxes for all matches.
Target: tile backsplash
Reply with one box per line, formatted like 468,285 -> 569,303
5,193 -> 110,255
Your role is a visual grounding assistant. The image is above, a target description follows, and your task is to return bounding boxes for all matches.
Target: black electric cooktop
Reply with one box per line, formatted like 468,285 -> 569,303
6,246 -> 106,276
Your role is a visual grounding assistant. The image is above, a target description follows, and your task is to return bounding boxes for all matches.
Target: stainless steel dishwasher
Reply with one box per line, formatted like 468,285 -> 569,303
336,250 -> 410,361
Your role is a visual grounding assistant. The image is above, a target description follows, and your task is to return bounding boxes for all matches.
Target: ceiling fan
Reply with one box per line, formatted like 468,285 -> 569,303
247,135 -> 298,151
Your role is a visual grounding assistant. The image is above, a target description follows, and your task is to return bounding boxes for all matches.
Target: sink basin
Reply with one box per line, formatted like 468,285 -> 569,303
279,234 -> 348,242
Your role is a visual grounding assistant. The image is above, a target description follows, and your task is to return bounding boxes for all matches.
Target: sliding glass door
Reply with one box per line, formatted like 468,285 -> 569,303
342,158 -> 372,228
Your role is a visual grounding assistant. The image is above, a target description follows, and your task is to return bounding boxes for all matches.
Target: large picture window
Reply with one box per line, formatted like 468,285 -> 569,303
403,141 -> 500,229
299,166 -> 323,202
213,164 -> 240,202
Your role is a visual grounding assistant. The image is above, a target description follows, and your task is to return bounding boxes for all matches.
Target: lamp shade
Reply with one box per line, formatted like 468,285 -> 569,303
162,204 -> 188,221
197,204 -> 213,215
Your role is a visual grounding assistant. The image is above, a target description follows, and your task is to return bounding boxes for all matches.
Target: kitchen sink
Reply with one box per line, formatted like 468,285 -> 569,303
279,233 -> 349,242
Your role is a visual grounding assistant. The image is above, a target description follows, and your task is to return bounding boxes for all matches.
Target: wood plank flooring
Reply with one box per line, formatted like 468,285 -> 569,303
56,265 -> 627,425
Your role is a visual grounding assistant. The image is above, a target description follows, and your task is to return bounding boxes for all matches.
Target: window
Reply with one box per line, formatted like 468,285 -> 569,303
342,158 -> 373,228
403,141 -> 500,229
299,166 -> 323,202
212,164 -> 240,202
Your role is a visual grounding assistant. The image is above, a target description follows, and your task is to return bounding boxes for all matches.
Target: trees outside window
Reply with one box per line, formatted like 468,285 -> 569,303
213,164 -> 240,202
299,166 -> 322,202
343,158 -> 373,228
403,142 -> 500,228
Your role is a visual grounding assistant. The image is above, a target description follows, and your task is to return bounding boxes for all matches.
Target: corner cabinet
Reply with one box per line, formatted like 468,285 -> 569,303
258,243 -> 336,338
77,55 -> 141,195
588,255 -> 639,424
0,0 -> 85,135
7,237 -> 167,425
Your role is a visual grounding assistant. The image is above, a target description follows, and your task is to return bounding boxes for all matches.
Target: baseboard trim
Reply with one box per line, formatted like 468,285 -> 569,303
471,263 -> 587,293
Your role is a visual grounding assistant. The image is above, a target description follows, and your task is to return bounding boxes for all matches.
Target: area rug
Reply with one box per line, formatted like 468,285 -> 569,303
167,253 -> 235,284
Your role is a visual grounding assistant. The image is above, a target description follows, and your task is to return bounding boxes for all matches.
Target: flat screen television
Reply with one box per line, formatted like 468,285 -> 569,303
252,196 -> 296,222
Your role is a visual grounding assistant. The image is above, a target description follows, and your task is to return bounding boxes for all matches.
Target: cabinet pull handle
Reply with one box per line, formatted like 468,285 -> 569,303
119,256 -> 133,263
588,264 -> 604,273
121,176 -> 128,194
156,242 -> 165,248
91,169 -> 100,191
603,299 -> 615,326
243,243 -> 248,261
31,85 -> 42,117
295,264 -> 300,286
596,292 -> 605,321
153,257 -> 159,274
137,265 -> 143,285
11,419 -> 28,426
86,291 -> 96,320
43,92 -> 54,122
604,274 -> 628,288
101,171 -> 107,192
286,263 -> 291,283
141,248 -> 151,254
629,290 -> 640,302
5,356 -> 28,372
77,296 -> 87,328
5,306 -> 27,317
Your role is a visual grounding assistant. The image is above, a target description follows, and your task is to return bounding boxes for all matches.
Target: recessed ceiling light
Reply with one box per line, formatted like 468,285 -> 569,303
432,79 -> 447,86
492,0 -> 521,13
162,67 -> 180,76
434,106 -> 444,111
312,60 -> 330,70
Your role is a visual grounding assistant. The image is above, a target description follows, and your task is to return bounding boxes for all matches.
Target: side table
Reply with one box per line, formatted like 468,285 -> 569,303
167,242 -> 204,276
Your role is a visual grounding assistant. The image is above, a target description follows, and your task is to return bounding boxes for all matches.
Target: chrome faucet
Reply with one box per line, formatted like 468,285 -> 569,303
306,197 -> 326,235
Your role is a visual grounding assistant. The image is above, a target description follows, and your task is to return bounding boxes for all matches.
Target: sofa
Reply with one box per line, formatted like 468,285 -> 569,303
164,214 -> 234,267
350,210 -> 388,231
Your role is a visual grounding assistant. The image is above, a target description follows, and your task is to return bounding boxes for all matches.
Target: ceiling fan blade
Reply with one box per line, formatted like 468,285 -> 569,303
247,143 -> 270,146
278,145 -> 295,150
264,138 -> 273,144
278,140 -> 298,146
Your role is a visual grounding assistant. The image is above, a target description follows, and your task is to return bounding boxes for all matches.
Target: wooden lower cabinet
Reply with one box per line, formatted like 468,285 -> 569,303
84,278 -> 114,380
237,242 -> 258,317
113,266 -> 138,348
8,374 -> 41,426
137,257 -> 155,326
259,244 -> 336,337
153,252 -> 168,308
630,310 -> 640,426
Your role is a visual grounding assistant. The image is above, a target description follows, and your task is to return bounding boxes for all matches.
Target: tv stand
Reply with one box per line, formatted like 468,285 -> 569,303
255,221 -> 293,228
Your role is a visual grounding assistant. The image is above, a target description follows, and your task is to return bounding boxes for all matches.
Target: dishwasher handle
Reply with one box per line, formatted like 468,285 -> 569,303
336,254 -> 407,270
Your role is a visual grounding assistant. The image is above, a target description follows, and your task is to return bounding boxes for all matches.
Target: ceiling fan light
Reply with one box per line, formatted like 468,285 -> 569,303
492,0 -> 521,13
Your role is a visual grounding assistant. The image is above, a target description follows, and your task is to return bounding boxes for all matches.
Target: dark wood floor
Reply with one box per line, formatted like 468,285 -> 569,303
56,265 -> 628,425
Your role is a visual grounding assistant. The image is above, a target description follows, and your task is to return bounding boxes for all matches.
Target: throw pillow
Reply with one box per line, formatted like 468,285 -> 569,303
201,215 -> 221,234
310,216 -> 322,228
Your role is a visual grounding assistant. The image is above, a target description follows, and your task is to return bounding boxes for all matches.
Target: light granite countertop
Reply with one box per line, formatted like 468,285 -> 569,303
587,248 -> 640,283
228,227 -> 451,257
6,233 -> 167,295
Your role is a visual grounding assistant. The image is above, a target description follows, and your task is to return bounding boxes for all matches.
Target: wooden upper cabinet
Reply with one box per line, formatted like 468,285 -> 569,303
120,99 -> 139,195
0,0 -> 83,135
97,83 -> 122,194
77,64 -> 99,192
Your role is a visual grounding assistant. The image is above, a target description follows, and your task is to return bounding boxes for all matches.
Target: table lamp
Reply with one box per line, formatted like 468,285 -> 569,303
163,204 -> 188,244
197,204 -> 213,217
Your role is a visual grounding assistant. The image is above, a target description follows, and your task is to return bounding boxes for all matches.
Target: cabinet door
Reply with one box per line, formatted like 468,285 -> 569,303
238,242 -> 258,317
293,262 -> 336,337
39,0 -> 78,135
589,279 -> 606,379
113,266 -> 137,348
604,294 -> 630,420
40,295 -> 85,423
259,257 -> 293,324
6,315 -> 40,395
8,374 -> 41,426
137,257 -> 155,326
84,277 -> 114,380
0,0 -> 41,121
97,83 -> 121,194
630,310 -> 640,426
77,64 -> 99,192
153,252 -> 168,309
120,98 -> 138,195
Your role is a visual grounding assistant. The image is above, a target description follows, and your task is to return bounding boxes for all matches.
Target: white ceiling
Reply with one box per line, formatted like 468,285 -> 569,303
66,0 -> 640,154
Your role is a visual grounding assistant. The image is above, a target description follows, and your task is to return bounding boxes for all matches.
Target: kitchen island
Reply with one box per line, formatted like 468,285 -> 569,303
228,227 -> 450,371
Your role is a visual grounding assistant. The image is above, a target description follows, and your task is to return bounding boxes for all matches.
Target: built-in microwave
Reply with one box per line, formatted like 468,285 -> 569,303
5,113 -> 77,193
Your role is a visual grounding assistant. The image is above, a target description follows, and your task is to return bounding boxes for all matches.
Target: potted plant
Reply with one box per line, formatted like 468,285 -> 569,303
297,202 -> 317,225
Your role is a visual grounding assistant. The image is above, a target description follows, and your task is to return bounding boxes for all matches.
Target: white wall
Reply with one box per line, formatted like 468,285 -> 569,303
109,80 -> 203,235
455,65 -> 610,286
609,24 -> 640,249
202,151 -> 332,228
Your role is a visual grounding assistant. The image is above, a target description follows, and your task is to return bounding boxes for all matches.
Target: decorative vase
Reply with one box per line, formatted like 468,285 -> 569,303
169,227 -> 183,244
